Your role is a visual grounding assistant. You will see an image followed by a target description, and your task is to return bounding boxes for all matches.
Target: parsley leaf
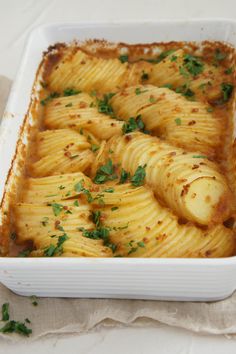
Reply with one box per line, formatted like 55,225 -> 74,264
225,67 -> 233,75
131,165 -> 146,187
40,92 -> 60,106
122,115 -> 148,134
44,233 -> 69,257
141,71 -> 149,80
175,118 -> 182,126
214,49 -> 227,62
91,144 -> 99,152
2,303 -> 9,321
93,159 -> 117,184
30,295 -> 38,306
146,49 -> 175,64
119,55 -> 129,63
135,88 -> 148,95
51,203 -> 64,217
0,320 -> 32,336
63,88 -> 81,96
182,54 -> 204,77
74,180 -> 93,202
175,84 -> 195,99
97,93 -> 116,116
221,83 -> 234,102
119,168 -> 130,184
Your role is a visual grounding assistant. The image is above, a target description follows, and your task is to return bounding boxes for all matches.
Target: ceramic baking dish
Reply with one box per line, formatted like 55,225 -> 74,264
0,19 -> 236,301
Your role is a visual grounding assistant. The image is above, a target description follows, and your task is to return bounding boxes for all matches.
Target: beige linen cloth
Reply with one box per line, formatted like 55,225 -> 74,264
1,75 -> 236,340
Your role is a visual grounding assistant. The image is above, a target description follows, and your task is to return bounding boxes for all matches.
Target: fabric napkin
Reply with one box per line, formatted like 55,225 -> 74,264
1,75 -> 236,340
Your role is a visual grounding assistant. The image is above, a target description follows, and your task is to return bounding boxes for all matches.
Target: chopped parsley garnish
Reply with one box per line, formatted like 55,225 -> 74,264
0,320 -> 32,336
73,200 -> 79,207
131,165 -> 146,187
119,168 -> 130,184
93,159 -> 117,184
41,216 -> 49,227
119,55 -> 129,63
214,49 -> 227,62
80,221 -> 116,253
175,118 -> 182,126
182,54 -> 204,77
137,241 -> 145,248
17,249 -> 32,257
40,92 -> 60,106
44,233 -> 69,257
30,295 -> 38,306
135,87 -> 148,95
149,96 -> 157,103
221,83 -> 234,102
63,88 -> 81,96
74,180 -> 93,202
225,67 -> 233,75
2,303 -> 9,321
0,304 -> 32,336
91,210 -> 101,227
146,49 -> 175,64
175,84 -> 195,99
141,71 -> 149,81
91,144 -> 99,152
170,55 -> 177,62
111,206 -> 119,211
207,107 -> 214,112
65,102 -> 73,107
127,240 -> 145,255
192,155 -> 207,159
51,203 -> 64,217
97,93 -> 116,116
59,185 -> 65,190
162,83 -> 173,89
122,115 -> 148,134
179,66 -> 190,78
104,187 -> 114,193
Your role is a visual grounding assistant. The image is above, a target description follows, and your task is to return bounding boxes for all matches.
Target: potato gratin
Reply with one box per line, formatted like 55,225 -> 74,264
1,40 -> 236,258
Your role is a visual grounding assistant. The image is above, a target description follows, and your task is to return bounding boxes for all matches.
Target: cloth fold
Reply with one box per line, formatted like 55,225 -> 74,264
1,76 -> 236,340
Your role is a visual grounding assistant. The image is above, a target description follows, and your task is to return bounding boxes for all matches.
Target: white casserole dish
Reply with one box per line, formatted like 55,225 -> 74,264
0,19 -> 236,301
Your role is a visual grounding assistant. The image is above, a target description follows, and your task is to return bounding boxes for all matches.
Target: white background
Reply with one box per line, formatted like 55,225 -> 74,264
0,0 -> 236,352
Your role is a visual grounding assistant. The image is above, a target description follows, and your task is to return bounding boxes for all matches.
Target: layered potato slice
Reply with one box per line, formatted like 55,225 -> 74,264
14,199 -> 112,257
110,85 -> 221,155
91,184 -> 235,257
47,48 -> 129,93
30,129 -> 94,177
44,94 -> 123,140
148,49 -> 229,103
20,172 -> 93,204
101,132 -> 231,225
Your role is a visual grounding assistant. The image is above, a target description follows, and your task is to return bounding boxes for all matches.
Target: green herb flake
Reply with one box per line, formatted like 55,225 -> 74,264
40,92 -> 60,106
0,320 -> 32,337
44,233 -> 69,257
175,84 -> 195,99
135,87 -> 148,95
104,188 -> 114,193
131,165 -> 146,187
73,200 -> 79,207
122,115 -> 148,134
192,155 -> 208,159
17,249 -> 32,257
93,159 -> 117,184
221,83 -> 234,102
89,102 -> 95,107
63,88 -> 81,96
111,206 -> 119,211
51,203 -> 64,217
30,295 -> 38,307
214,49 -> 227,62
141,71 -> 149,81
206,107 -> 214,113
170,55 -> 177,62
97,93 -> 116,116
65,102 -> 73,107
119,55 -> 129,63
91,144 -> 99,152
225,67 -> 233,75
41,216 -> 49,227
162,83 -> 173,89
2,303 -> 9,321
59,185 -> 65,190
175,118 -> 182,126
119,168 -> 130,184
183,54 -> 204,77
137,241 -> 145,248
74,180 -> 93,203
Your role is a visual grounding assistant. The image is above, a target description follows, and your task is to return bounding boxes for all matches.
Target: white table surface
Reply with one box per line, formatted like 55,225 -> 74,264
0,0 -> 236,352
